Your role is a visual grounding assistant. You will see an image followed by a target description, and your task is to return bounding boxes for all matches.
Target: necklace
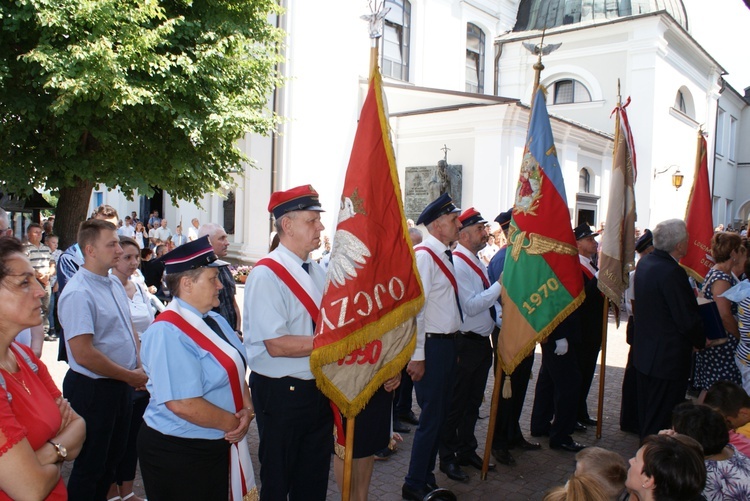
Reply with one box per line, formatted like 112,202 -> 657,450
0,350 -> 30,395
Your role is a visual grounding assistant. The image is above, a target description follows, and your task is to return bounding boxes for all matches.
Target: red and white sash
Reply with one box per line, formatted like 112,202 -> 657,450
155,301 -> 257,501
255,251 -> 322,322
415,246 -> 459,296
453,250 -> 490,289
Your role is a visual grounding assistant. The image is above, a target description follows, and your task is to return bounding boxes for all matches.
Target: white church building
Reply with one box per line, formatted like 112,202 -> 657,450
94,0 -> 750,263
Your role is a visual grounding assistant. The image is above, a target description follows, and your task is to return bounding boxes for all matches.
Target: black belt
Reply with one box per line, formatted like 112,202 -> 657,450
426,332 -> 458,340
460,331 -> 490,341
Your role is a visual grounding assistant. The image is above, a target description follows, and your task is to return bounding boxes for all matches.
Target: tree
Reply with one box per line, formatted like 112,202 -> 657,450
0,0 -> 283,247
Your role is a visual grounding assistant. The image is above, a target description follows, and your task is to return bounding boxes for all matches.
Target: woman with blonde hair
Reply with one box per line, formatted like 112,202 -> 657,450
543,473 -> 610,501
575,447 -> 628,500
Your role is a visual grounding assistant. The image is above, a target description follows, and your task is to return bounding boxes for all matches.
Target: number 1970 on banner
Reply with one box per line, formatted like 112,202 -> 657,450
522,278 -> 560,314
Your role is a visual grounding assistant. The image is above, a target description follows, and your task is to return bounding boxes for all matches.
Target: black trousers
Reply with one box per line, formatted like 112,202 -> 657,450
620,317 -> 639,433
63,371 -> 132,501
636,370 -> 687,440
117,389 -> 149,483
575,328 -> 602,422
493,353 -> 534,449
137,424 -> 229,501
394,366 -> 414,417
530,340 -> 581,446
439,333 -> 493,462
249,372 -> 333,501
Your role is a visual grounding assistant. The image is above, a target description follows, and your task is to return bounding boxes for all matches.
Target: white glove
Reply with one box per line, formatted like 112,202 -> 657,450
554,338 -> 568,356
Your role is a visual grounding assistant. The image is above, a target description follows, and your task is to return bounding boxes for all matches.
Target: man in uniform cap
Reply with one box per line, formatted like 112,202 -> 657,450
572,223 -> 605,431
438,208 -> 500,479
243,185 -> 332,501
403,193 -> 461,500
488,209 -> 541,466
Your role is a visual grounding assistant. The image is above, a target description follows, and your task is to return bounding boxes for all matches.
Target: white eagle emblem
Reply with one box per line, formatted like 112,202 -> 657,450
325,196 -> 371,292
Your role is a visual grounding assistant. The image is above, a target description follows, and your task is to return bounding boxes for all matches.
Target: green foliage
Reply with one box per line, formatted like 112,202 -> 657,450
0,0 -> 284,202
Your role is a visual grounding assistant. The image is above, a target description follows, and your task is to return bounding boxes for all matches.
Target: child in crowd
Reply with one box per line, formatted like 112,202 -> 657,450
704,381 -> 750,456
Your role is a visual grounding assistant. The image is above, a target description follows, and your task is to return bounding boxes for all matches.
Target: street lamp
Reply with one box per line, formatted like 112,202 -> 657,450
654,165 -> 684,191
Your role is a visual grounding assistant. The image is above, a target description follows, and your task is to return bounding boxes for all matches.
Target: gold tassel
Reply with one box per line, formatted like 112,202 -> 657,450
502,374 -> 512,399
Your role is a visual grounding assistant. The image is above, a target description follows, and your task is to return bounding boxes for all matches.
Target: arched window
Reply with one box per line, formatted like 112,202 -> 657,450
676,91 -> 687,113
674,87 -> 695,118
466,23 -> 485,93
552,79 -> 591,104
579,168 -> 591,193
381,0 -> 411,82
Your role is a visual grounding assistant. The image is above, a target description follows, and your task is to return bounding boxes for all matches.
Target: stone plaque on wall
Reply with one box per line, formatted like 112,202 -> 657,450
404,161 -> 462,222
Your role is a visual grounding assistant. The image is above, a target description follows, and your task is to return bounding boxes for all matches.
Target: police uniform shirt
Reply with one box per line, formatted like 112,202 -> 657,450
454,243 -> 501,336
243,243 -> 325,380
413,234 -> 462,361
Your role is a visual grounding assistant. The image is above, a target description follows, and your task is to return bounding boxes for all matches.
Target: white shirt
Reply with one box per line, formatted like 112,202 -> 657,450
412,234 -> 462,361
118,224 -> 136,238
188,226 -> 199,242
579,253 -> 598,278
453,243 -> 502,337
154,227 -> 172,242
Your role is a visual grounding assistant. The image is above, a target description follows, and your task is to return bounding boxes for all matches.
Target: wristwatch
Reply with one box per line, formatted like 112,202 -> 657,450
48,441 -> 67,462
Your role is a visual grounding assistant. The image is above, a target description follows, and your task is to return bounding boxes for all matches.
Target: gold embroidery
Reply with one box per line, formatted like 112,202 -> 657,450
508,225 -> 578,262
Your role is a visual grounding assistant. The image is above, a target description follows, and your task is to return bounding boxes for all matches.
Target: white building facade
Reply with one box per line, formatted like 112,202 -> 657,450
94,0 -> 749,262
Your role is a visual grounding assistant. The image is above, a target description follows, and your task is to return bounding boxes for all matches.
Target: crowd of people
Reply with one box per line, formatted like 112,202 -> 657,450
3,191 -> 750,500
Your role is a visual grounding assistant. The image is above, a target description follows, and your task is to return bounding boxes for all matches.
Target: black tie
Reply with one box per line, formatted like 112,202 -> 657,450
445,250 -> 463,321
590,260 -> 599,271
204,315 -> 246,367
301,262 -> 316,331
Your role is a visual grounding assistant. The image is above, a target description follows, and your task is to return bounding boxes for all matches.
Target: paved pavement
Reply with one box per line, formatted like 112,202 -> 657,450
44,287 -> 640,500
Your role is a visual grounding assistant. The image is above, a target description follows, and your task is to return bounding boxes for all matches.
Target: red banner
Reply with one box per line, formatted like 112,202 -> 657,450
680,134 -> 714,282
309,63 -> 424,418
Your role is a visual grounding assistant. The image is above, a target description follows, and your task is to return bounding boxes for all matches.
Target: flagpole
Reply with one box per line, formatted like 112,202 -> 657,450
595,79 -> 622,439
482,361 -> 503,480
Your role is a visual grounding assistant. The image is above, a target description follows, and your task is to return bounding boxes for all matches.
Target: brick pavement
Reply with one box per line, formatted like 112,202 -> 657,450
43,290 -> 640,500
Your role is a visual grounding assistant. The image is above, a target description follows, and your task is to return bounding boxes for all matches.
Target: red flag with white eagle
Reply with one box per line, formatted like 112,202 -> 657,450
310,61 -> 424,419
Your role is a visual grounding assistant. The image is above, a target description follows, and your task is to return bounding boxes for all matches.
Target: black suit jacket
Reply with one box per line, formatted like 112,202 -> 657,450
632,249 -> 705,381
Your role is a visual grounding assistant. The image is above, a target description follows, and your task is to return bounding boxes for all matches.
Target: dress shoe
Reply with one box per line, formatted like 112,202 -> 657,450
574,421 -> 587,432
439,462 -> 469,482
393,420 -> 411,433
491,448 -> 517,466
402,483 -> 431,501
550,441 -> 587,453
580,416 -> 597,426
513,437 -> 541,450
374,447 -> 395,460
426,482 -> 439,491
398,411 -> 420,425
457,452 -> 495,471
424,488 -> 458,501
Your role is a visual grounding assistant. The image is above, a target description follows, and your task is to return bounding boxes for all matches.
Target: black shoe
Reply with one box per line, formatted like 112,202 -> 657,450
374,447 -> 396,460
491,448 -> 517,466
398,411 -> 420,425
457,452 -> 495,471
514,437 -> 542,450
393,420 -> 411,433
424,488 -> 457,501
580,416 -> 597,426
426,482 -> 439,491
574,421 -> 587,432
402,483 -> 431,501
439,462 -> 469,482
550,441 -> 587,452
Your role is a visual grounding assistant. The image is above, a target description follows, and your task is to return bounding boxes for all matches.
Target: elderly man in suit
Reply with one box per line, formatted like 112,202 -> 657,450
633,218 -> 705,439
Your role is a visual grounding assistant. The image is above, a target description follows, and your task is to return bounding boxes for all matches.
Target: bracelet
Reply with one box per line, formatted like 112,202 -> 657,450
244,407 -> 256,418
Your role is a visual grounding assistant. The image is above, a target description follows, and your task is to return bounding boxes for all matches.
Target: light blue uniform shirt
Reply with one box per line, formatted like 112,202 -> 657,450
243,244 -> 325,380
58,267 -> 138,378
141,298 -> 246,439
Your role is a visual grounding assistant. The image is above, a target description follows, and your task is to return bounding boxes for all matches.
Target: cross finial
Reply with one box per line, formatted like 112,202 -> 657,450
440,144 -> 451,163
361,0 -> 389,39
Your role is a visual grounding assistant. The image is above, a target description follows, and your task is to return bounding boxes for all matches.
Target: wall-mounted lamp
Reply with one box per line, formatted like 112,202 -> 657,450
653,165 -> 684,191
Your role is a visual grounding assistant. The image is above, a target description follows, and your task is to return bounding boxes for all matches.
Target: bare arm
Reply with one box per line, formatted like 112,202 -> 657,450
165,397 -> 239,433
712,280 -> 740,340
263,335 -> 314,358
67,335 -> 148,388
0,434 -> 60,501
35,398 -> 86,465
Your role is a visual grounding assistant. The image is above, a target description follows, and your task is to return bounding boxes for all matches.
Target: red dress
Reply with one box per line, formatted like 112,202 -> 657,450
0,343 -> 65,500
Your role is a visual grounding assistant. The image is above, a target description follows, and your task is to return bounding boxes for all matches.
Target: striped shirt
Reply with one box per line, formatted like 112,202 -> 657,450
23,243 -> 52,276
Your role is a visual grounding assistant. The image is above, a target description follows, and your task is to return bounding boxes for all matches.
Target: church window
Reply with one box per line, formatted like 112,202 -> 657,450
381,0 -> 411,82
552,79 -> 591,104
676,91 -> 687,114
579,168 -> 591,194
466,23 -> 485,93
